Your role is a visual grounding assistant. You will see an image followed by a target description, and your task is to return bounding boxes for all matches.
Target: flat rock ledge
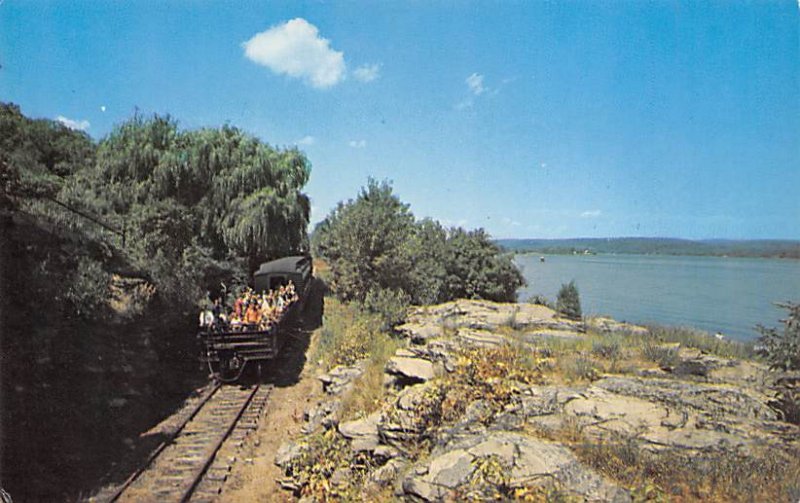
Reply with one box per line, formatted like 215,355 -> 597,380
404,432 -> 630,502
276,299 -> 799,501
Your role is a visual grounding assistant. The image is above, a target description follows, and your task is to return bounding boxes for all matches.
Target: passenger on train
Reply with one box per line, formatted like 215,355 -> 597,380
245,301 -> 261,326
200,281 -> 301,332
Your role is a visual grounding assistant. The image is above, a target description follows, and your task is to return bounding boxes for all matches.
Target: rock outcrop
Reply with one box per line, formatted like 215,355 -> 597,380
277,300 -> 800,501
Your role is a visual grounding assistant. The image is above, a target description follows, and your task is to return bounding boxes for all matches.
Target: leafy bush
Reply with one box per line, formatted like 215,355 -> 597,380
281,429 -> 379,500
772,378 -> 800,425
757,303 -> 800,425
312,179 -> 415,303
757,302 -> 800,372
362,287 -> 411,330
442,228 -> 525,303
526,294 -> 553,308
556,280 -> 582,321
312,179 -> 525,307
64,258 -> 111,318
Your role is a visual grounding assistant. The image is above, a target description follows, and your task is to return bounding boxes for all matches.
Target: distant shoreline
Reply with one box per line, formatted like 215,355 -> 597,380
497,237 -> 800,260
512,250 -> 800,260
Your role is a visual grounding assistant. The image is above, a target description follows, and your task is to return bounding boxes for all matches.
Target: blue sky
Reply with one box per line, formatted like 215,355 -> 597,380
2,1 -> 798,239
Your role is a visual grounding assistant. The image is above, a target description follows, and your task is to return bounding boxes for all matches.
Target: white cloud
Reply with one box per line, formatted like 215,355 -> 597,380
100,105 -> 106,113
348,139 -> 366,148
243,18 -> 346,89
580,210 -> 602,218
55,115 -> 90,131
295,135 -> 315,146
354,63 -> 381,82
466,73 -> 486,95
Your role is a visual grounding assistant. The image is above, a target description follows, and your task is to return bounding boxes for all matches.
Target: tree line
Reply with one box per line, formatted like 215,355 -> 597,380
312,179 -> 525,325
2,102 -> 526,326
1,102 -> 311,319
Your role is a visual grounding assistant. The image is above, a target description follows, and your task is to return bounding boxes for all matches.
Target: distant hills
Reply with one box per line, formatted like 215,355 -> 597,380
496,237 -> 800,259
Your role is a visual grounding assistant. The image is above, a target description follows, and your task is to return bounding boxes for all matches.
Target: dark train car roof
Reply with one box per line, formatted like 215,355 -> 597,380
254,255 -> 311,276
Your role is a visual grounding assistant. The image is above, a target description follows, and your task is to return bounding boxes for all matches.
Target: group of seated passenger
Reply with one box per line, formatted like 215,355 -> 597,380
198,281 -> 299,332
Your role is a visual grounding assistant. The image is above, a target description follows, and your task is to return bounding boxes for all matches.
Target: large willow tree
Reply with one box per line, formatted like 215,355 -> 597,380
62,114 -> 311,303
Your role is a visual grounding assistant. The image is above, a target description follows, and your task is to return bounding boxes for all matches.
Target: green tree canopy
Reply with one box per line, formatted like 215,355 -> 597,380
62,114 -> 311,276
1,102 -> 95,206
313,178 -> 415,302
313,179 -> 525,311
53,113 -> 312,307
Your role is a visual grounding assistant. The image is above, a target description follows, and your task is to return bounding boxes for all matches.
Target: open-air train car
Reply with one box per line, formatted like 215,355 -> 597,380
200,255 -> 313,382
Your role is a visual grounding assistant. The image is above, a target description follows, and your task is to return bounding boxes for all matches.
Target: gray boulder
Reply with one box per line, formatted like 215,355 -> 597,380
338,411 -> 382,452
385,356 -> 436,383
275,441 -> 307,468
403,432 -> 630,502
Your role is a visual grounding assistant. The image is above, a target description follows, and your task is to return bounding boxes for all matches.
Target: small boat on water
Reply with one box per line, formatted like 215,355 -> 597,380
539,256 -> 545,263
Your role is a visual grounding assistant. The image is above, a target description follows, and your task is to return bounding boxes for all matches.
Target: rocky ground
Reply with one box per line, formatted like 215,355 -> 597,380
271,299 -> 800,502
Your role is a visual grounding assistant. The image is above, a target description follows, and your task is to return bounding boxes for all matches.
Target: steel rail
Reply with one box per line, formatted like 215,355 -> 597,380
177,384 -> 266,502
105,382 -> 222,503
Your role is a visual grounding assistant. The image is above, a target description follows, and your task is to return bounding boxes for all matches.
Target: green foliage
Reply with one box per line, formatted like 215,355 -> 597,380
1,102 -> 95,206
443,227 -> 525,303
2,104 -> 311,320
556,280 -> 582,321
362,288 -> 411,331
526,294 -> 553,308
281,429 -> 380,500
313,179 -> 525,320
63,258 -> 111,318
757,302 -> 800,372
312,178 -> 415,303
312,298 -> 385,368
60,113 -> 311,308
403,218 -> 449,305
757,303 -> 800,424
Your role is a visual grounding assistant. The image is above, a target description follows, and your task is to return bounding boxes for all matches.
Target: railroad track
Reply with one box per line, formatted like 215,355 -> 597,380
105,383 -> 273,503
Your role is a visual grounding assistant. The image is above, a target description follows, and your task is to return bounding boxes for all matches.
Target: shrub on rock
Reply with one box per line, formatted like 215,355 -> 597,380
556,280 -> 582,321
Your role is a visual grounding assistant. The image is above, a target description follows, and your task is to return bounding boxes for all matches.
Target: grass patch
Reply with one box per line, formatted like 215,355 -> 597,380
556,354 -> 600,382
641,342 -> 680,368
339,333 -> 402,420
310,295 -> 404,420
645,324 -> 756,360
523,321 -> 758,383
311,297 -> 385,369
573,437 -> 800,502
287,296 -> 402,500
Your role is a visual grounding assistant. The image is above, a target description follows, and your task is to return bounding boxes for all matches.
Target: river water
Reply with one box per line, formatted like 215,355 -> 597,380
514,254 -> 800,341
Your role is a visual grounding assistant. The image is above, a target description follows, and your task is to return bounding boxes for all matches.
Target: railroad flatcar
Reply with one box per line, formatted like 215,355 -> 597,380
200,255 -> 313,382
